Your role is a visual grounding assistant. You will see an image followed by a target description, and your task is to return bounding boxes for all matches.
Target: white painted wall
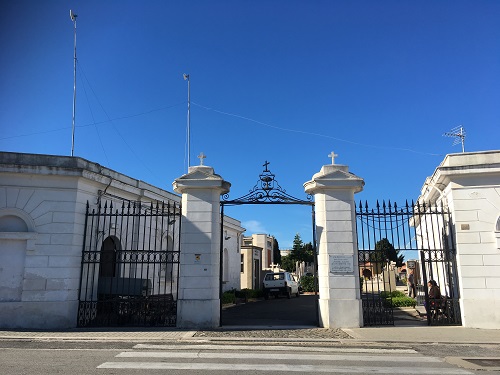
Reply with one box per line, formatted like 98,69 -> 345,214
0,152 -> 236,329
222,216 -> 245,292
418,150 -> 500,329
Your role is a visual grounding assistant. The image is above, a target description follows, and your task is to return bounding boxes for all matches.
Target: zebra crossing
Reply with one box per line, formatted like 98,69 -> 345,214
97,343 -> 473,374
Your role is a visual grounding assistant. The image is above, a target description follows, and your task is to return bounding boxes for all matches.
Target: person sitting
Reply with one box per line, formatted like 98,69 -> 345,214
428,280 -> 441,299
427,280 -> 442,320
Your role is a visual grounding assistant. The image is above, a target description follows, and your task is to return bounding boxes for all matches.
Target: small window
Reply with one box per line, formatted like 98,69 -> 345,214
240,254 -> 244,273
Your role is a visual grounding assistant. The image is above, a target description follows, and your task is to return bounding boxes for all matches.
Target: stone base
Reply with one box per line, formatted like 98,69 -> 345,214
318,298 -> 362,328
462,299 -> 500,329
0,301 -> 78,329
177,299 -> 220,329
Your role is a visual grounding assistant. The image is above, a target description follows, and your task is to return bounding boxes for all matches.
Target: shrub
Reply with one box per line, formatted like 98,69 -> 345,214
234,288 -> 263,299
380,290 -> 406,299
299,275 -> 318,292
379,290 -> 416,308
389,296 -> 416,307
222,290 -> 236,305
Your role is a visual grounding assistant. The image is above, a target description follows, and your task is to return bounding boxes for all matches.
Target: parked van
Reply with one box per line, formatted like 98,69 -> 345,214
262,272 -> 299,299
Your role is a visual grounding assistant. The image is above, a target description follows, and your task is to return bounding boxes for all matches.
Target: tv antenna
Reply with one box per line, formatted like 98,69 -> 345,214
443,126 -> 466,153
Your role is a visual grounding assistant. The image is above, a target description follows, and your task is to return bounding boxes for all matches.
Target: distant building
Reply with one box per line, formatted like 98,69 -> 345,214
240,245 -> 262,290
242,233 -> 275,269
280,249 -> 292,257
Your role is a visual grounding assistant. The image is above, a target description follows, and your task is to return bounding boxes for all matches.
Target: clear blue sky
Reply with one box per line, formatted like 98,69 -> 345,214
1,1 -> 499,249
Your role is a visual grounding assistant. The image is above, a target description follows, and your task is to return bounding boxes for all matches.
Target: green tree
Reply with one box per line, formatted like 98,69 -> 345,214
280,254 -> 295,272
374,238 -> 404,266
301,242 -> 315,263
273,238 -> 281,264
279,234 -> 315,273
292,233 -> 303,252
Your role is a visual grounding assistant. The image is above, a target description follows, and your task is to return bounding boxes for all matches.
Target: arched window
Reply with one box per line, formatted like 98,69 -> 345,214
0,215 -> 28,232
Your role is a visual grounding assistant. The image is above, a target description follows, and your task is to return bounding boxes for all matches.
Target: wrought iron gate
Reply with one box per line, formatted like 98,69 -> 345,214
356,200 -> 461,326
77,198 -> 181,327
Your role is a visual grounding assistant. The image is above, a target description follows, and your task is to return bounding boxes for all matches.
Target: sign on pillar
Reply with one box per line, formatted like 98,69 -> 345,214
304,152 -> 365,328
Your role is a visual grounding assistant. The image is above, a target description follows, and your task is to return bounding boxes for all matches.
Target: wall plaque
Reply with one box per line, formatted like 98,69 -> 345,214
330,255 -> 354,273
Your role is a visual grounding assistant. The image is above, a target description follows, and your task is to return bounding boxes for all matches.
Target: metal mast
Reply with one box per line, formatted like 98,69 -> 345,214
70,10 -> 78,156
183,73 -> 191,169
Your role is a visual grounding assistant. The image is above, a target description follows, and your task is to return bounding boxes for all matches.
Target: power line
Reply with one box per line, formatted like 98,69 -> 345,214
191,102 -> 444,157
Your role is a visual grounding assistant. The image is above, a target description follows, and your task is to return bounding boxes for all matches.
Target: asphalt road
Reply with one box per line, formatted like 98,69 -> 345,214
221,293 -> 319,326
0,340 -> 490,375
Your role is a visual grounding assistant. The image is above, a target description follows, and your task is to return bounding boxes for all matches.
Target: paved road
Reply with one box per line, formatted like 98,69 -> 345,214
222,294 -> 319,326
0,341 -> 479,374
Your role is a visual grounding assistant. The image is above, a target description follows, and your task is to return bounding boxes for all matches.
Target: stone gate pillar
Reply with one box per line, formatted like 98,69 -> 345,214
173,162 -> 230,329
304,156 -> 364,328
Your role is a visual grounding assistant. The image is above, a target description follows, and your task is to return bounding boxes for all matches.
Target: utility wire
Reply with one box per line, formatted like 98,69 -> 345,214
77,63 -> 110,166
191,102 -> 444,157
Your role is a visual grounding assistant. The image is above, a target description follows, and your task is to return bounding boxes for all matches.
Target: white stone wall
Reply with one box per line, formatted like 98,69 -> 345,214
0,174 -> 82,328
449,185 -> 500,328
0,153 -> 180,329
222,216 -> 244,292
418,150 -> 500,329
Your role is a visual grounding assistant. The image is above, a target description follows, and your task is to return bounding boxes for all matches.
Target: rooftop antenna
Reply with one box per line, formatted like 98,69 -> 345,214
443,125 -> 466,153
70,10 -> 78,156
183,73 -> 190,170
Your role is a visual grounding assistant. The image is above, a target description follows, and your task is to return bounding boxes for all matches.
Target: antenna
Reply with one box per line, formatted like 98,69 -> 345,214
443,126 -> 466,153
70,10 -> 78,156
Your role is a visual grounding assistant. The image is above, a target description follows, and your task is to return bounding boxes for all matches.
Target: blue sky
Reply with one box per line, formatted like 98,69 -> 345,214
1,1 -> 499,249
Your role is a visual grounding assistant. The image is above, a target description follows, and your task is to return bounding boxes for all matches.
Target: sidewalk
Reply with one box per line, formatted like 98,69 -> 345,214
0,325 -> 498,345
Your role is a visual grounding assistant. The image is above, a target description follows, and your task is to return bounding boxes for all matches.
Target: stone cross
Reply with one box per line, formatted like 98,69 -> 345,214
263,160 -> 270,172
328,151 -> 338,165
197,152 -> 206,166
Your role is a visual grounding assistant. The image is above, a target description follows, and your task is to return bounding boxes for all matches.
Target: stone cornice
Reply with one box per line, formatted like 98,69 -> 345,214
304,164 -> 364,194
173,165 -> 231,195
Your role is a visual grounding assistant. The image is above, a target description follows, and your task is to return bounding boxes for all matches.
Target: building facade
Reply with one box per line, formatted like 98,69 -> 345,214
416,150 -> 500,329
0,152 -> 243,329
242,234 -> 275,269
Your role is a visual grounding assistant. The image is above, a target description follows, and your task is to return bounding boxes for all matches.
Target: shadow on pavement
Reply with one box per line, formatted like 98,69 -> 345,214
222,294 -> 319,327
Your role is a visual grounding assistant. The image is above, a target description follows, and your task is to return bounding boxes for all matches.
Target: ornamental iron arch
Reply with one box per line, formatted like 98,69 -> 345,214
221,160 -> 314,206
219,161 -> 318,327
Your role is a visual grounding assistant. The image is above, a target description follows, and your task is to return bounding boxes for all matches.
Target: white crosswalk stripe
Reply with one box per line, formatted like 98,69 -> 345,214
97,343 -> 474,374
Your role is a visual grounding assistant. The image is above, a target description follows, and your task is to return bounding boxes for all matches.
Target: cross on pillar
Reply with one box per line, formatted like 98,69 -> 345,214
197,152 -> 206,166
328,151 -> 338,165
263,160 -> 270,172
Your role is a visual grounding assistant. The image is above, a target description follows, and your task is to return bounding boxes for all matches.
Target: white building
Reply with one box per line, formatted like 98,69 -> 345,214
221,216 -> 245,292
243,233 -> 275,270
0,152 -> 244,329
417,150 -> 500,329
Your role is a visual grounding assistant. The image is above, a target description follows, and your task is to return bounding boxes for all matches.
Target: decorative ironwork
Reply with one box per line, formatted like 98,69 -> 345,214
77,198 -> 181,327
356,200 -> 461,327
222,161 -> 313,205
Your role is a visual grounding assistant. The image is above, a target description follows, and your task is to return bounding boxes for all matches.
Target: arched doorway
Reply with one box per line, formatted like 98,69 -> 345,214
99,236 -> 119,278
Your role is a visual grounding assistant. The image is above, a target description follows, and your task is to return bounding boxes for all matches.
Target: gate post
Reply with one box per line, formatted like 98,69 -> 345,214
304,160 -> 364,328
173,164 -> 230,329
